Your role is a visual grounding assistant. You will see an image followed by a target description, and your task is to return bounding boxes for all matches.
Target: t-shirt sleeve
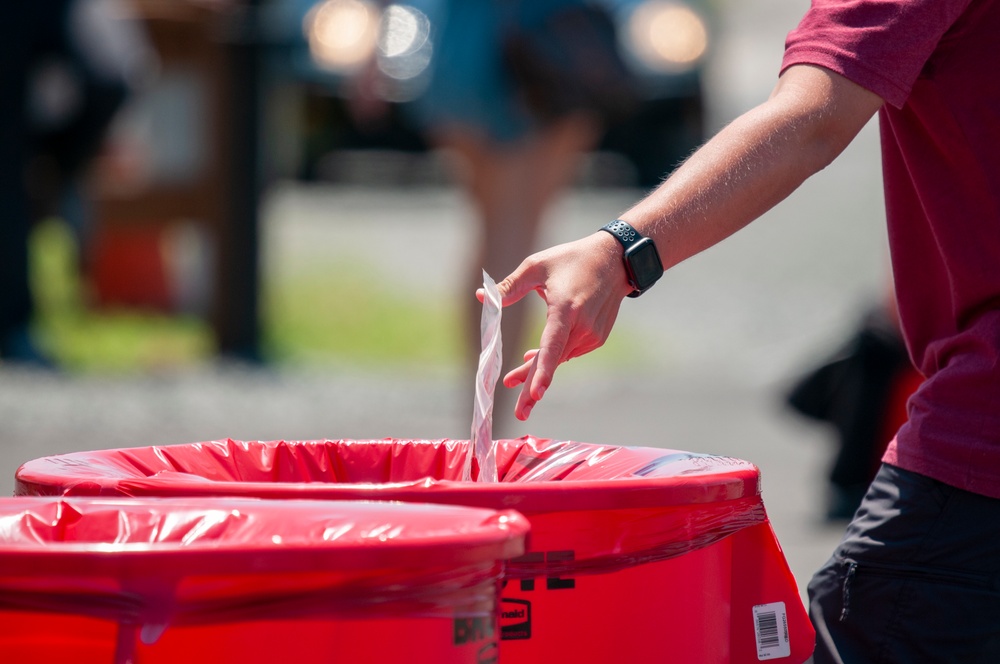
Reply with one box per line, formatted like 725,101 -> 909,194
781,0 -> 973,108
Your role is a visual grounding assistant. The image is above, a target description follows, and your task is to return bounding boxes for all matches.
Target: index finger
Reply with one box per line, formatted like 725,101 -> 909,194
511,311 -> 572,419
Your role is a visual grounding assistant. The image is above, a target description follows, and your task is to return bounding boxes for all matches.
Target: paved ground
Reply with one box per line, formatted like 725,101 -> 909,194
0,0 -> 892,608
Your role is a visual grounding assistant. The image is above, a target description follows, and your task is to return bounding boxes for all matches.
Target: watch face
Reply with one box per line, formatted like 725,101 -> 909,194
626,238 -> 664,290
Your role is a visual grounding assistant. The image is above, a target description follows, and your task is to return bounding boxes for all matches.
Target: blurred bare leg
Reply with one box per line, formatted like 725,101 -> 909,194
433,114 -> 600,435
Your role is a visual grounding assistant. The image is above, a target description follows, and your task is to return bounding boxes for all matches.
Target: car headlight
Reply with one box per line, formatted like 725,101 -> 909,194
376,4 -> 433,95
304,0 -> 379,73
625,1 -> 708,73
304,1 -> 433,101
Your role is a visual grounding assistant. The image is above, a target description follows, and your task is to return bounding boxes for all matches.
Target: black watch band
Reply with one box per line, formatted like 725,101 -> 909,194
602,219 -> 642,250
600,219 -> 664,297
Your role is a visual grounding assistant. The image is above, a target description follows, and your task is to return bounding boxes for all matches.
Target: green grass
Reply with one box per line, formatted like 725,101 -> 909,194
29,218 -> 464,372
30,219 -> 214,372
30,217 -> 641,374
262,262 -> 462,368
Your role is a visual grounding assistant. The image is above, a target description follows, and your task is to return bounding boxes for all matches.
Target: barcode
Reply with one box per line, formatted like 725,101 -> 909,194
753,602 -> 791,660
756,611 -> 779,648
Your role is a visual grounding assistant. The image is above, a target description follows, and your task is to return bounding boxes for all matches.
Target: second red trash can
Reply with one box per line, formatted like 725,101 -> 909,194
0,496 -> 528,663
17,436 -> 817,662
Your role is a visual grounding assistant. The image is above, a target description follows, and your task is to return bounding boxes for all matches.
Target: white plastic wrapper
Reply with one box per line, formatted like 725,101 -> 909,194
465,270 -> 502,482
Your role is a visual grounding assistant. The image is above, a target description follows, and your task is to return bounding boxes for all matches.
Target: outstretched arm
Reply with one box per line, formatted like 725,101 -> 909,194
495,64 -> 885,420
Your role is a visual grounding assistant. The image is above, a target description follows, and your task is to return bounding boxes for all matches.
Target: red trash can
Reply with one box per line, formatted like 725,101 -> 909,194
0,496 -> 527,663
17,437 -> 817,662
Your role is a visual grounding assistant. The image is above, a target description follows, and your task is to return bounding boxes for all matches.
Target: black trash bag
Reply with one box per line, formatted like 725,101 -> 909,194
786,306 -> 914,518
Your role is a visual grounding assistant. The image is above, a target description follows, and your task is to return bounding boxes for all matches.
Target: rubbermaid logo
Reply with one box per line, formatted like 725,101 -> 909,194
500,598 -> 531,640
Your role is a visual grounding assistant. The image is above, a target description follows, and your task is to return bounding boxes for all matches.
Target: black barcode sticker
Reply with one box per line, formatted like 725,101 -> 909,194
753,602 -> 790,660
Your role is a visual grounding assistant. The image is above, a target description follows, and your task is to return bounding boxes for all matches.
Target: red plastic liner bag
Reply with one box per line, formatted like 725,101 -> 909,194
0,496 -> 528,663
17,436 -> 817,663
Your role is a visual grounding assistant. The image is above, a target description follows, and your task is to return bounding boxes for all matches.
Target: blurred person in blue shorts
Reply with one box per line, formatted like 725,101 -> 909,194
382,0 -> 629,433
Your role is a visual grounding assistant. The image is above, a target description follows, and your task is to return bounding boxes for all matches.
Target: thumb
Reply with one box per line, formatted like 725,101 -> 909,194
496,258 -> 545,307
476,259 -> 542,306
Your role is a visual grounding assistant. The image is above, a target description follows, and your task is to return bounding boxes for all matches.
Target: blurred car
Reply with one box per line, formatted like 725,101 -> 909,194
266,0 -> 712,187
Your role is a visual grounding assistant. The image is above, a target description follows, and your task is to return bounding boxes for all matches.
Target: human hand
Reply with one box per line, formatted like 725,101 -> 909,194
479,231 -> 634,420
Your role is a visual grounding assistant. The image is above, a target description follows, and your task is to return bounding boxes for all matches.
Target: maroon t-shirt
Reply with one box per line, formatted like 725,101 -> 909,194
782,0 -> 1000,497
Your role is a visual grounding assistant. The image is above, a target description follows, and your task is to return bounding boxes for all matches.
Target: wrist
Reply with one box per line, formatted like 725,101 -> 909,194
592,231 -> 634,297
599,219 -> 664,297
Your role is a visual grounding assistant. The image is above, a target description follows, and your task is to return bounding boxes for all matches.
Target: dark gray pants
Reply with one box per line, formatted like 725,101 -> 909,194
809,463 -> 1000,663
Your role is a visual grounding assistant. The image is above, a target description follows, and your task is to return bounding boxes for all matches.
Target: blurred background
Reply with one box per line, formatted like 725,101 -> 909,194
13,0 -> 722,370
1,0 -> 893,596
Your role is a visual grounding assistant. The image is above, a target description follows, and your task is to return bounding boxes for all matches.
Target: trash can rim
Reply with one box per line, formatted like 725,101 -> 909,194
0,496 -> 530,576
14,437 -> 762,511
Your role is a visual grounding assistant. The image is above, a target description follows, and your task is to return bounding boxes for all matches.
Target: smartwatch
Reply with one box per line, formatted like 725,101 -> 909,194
600,219 -> 664,298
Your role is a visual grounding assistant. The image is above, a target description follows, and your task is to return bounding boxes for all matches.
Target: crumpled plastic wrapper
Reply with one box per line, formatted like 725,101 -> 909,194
466,270 -> 502,482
